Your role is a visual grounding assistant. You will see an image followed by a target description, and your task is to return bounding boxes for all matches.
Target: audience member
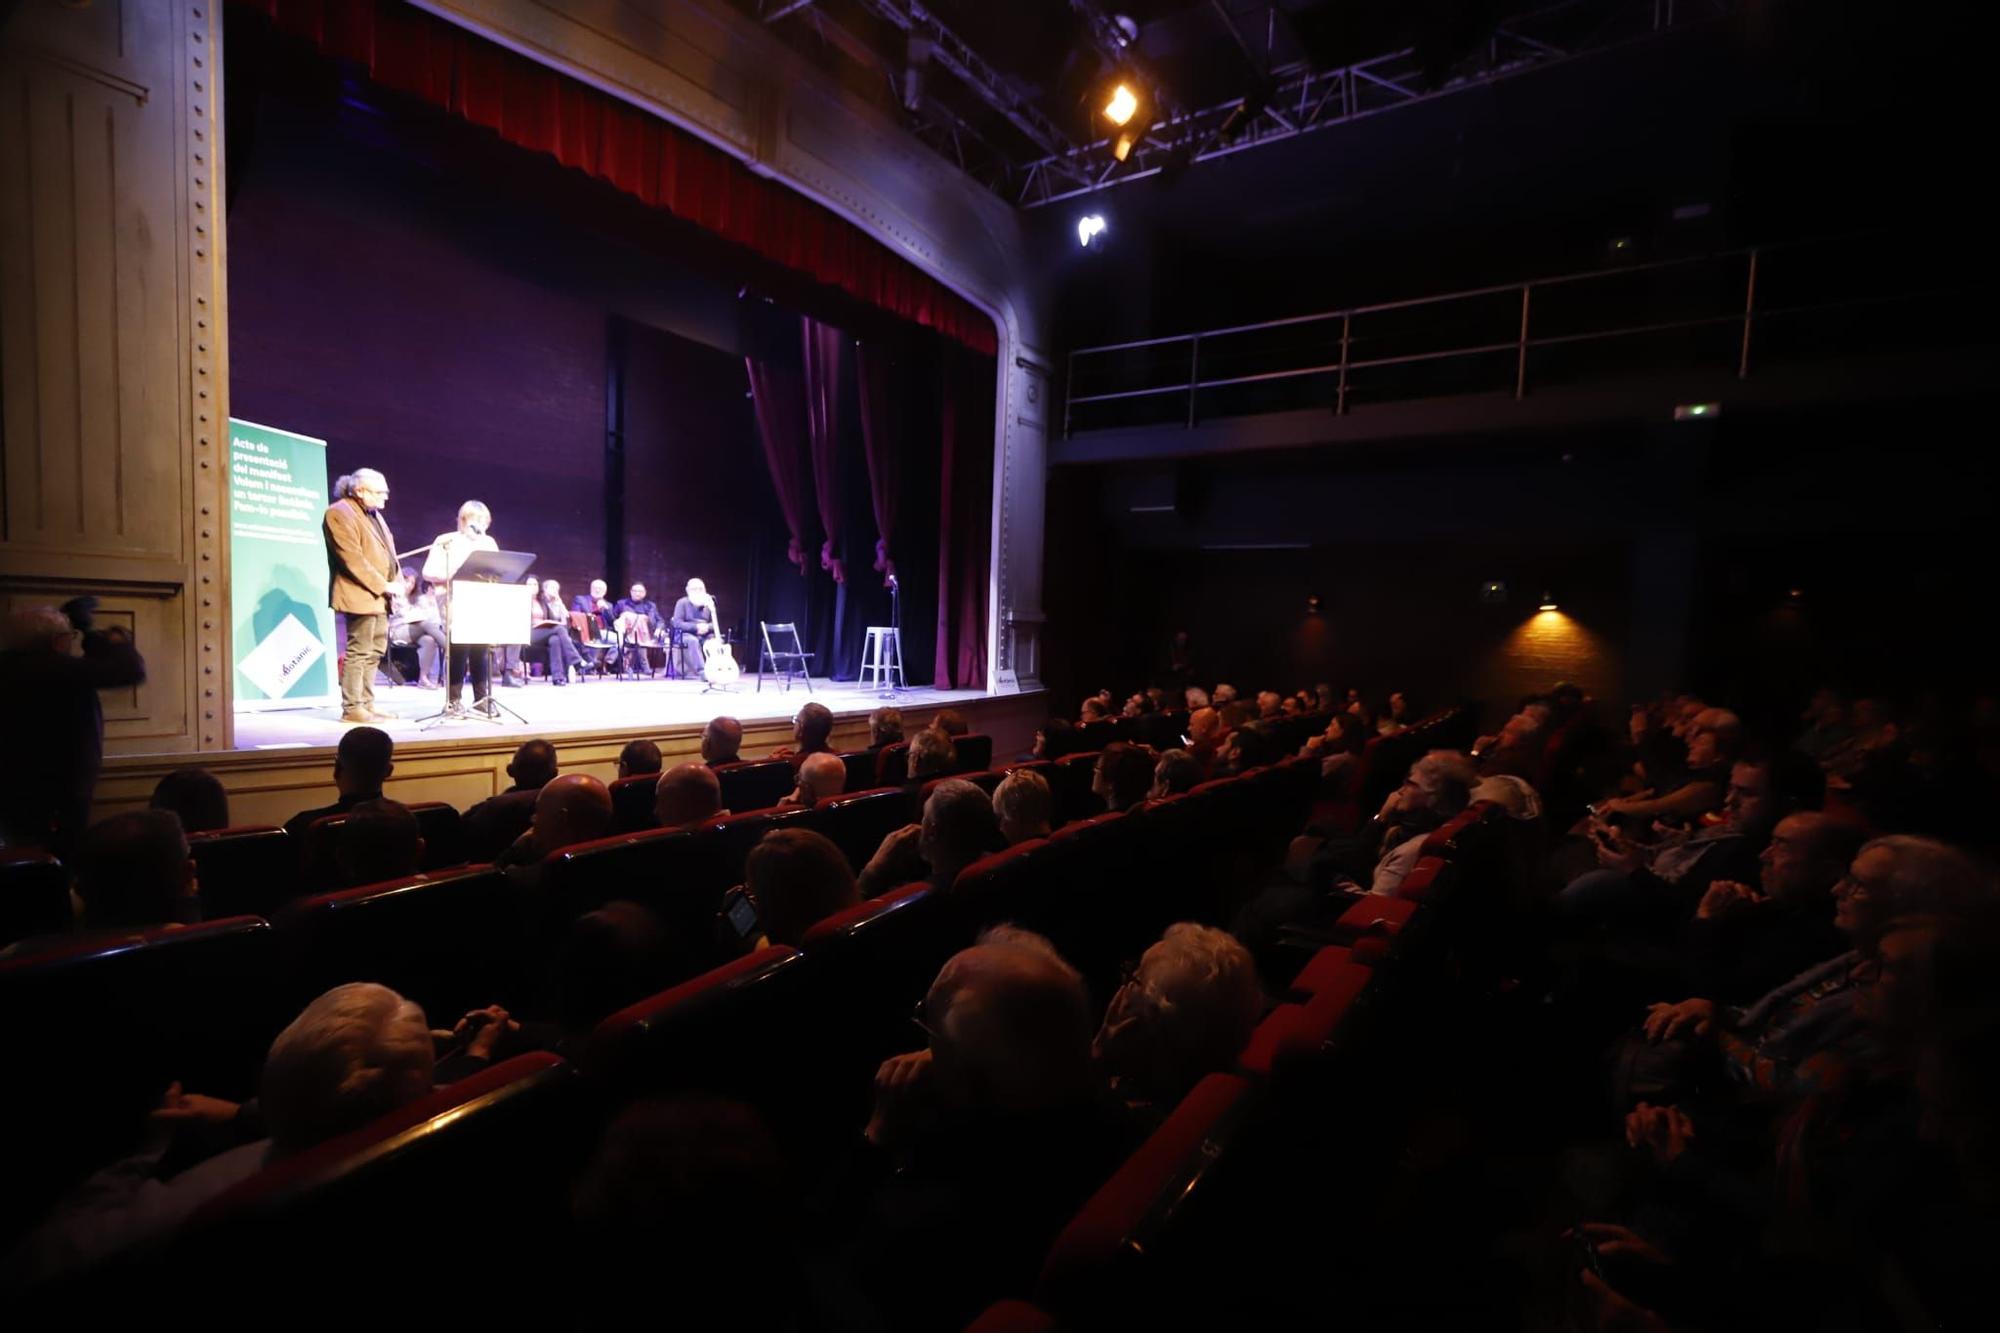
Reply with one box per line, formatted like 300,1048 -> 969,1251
1033,716 -> 1080,761
498,773 -> 612,870
992,768 -> 1053,845
33,810 -> 199,943
773,702 -> 835,764
463,739 -> 560,861
547,901 -> 690,1043
1184,686 -> 1211,712
701,715 -> 744,765
744,828 -> 861,947
282,726 -> 395,847
1683,812 -> 1865,1002
1472,701 -> 1553,781
1212,683 -> 1239,705
830,927 -> 1130,1331
333,798 -> 424,887
780,752 -> 847,811
868,707 -> 904,749
616,739 -> 663,780
1591,707 -> 1742,825
933,709 -> 970,739
907,726 -> 957,782
1080,696 -> 1110,724
1150,748 -> 1205,800
859,779 -> 1000,895
148,767 -> 230,836
1094,923 -> 1265,1122
1092,742 -> 1155,813
654,762 -> 725,830
1255,690 -> 1284,720
0,599 -> 147,857
1186,706 -> 1225,771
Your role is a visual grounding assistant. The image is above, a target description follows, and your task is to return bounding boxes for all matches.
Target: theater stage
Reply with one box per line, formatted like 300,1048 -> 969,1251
232,675 -> 992,750
95,680 -> 1044,831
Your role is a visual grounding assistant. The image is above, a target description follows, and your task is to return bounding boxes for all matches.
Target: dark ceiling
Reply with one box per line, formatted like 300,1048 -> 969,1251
732,0 -> 1591,203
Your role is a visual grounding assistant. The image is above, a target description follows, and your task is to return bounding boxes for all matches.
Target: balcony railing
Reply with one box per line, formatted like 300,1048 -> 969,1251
1062,233 -> 1979,436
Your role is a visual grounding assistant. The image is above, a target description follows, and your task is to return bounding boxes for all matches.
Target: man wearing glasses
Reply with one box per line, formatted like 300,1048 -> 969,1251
322,469 -> 401,724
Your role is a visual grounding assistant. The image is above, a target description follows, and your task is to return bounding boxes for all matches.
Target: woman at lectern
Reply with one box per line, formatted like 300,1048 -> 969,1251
422,500 -> 500,714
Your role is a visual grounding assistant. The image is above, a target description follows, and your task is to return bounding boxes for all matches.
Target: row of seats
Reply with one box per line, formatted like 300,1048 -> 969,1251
2,748 -> 1330,1287
1308,708 -> 1478,834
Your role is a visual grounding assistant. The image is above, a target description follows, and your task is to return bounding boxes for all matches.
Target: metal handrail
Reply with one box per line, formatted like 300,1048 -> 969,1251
1060,234 -> 1893,434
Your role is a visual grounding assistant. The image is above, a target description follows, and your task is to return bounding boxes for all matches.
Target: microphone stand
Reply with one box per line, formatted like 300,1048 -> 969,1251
879,573 -> 903,699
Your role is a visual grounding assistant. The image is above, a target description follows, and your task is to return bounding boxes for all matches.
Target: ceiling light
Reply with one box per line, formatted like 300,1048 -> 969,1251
1076,214 -> 1107,248
1538,592 -> 1559,612
1103,83 -> 1139,126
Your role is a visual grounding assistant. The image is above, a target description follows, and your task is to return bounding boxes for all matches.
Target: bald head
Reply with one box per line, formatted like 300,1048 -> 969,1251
1760,811 -> 1866,906
796,752 -> 846,805
924,930 -> 1094,1113
655,762 -> 723,830
701,716 -> 742,765
528,774 -> 612,857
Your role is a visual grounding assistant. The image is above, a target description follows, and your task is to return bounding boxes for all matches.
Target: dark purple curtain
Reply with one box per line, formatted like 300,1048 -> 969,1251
803,318 -> 845,584
745,355 -> 813,575
856,341 -> 901,587
937,346 -> 996,689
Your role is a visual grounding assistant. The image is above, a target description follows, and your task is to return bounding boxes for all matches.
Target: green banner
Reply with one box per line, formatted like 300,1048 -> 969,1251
229,418 -> 337,708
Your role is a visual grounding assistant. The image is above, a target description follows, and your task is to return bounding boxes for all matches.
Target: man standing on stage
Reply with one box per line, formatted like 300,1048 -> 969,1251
422,500 -> 500,715
614,582 -> 664,678
323,468 -> 400,724
670,577 -> 717,679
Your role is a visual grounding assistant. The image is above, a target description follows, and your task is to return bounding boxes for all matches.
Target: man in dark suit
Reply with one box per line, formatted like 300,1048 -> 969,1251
282,726 -> 395,850
321,469 -> 399,723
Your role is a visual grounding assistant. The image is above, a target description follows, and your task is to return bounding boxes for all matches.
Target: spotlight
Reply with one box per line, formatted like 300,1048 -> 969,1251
1103,82 -> 1139,126
1076,214 -> 1108,248
1538,592 -> 1559,612
1306,594 -> 1323,615
1673,402 -> 1721,421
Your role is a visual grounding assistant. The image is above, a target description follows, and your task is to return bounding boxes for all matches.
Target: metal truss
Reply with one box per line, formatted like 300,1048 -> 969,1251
1015,0 -> 1736,208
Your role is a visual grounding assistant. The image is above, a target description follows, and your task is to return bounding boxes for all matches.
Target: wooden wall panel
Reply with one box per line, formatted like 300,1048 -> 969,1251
1,0 -> 231,753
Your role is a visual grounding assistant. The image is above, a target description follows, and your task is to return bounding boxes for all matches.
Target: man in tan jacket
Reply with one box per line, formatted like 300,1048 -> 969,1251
323,468 -> 400,723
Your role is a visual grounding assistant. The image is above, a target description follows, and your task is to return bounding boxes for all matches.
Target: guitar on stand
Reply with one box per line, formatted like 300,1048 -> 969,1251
694,593 -> 740,690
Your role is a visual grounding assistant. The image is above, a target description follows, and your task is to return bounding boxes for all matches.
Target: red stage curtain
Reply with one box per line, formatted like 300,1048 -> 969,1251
937,346 -> 995,689
802,319 -> 845,585
745,355 -> 814,576
855,341 -> 901,588
237,0 -> 998,355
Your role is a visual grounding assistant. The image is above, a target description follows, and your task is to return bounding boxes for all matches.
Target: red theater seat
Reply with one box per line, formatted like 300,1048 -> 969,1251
1237,964 -> 1372,1079
608,773 -> 660,832
801,786 -> 916,871
838,748 -> 881,793
1038,1073 -> 1254,1313
714,759 -> 798,813
1331,894 -> 1423,942
405,800 -> 467,870
874,740 -> 911,785
537,826 -> 735,959
278,866 -> 523,1020
188,825 -> 295,920
964,1300 -> 1057,1333
1286,945 -> 1375,1005
1049,752 -> 1106,825
954,732 -> 994,773
0,849 -> 70,947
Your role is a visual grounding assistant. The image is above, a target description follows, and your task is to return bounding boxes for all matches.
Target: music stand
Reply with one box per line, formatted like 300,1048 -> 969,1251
416,548 -> 536,730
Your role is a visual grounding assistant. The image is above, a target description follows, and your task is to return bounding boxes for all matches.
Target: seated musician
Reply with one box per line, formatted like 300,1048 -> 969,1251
569,578 -> 618,675
613,582 -> 665,678
533,579 -> 586,686
670,578 -> 717,679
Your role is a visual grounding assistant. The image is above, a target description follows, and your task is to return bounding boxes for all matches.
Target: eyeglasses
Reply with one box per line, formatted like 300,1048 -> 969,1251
910,995 -> 940,1044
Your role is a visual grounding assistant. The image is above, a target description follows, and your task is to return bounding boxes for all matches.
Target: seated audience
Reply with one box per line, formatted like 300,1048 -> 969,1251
773,701 -> 835,764
1793,685 -> 1853,764
1590,707 -> 1742,826
1184,686 -> 1210,711
654,762 -> 725,830
868,706 -> 903,749
1302,712 -> 1370,781
744,828 -> 861,947
992,768 -> 1053,845
332,798 -> 424,887
1218,719 -> 1282,776
6,982 -> 504,1282
281,726 -> 394,847
1092,741 -> 1155,813
1080,695 -> 1110,724
497,773 -> 613,870
1473,700 -> 1553,781
1033,716 -> 1080,761
4,811 -> 198,955
1256,690 -> 1284,720
463,739 -> 560,861
616,739 -> 663,780
1684,811 -> 1865,1002
701,715 -> 744,766
859,779 -> 1000,895
1212,683 -> 1239,706
780,751 -> 847,811
1150,748 -> 1205,799
1094,923 -> 1265,1123
829,927 -> 1131,1331
1186,706 -> 1226,771
906,726 -> 957,783
933,709 -> 970,739
148,767 -> 230,835
546,901 -> 691,1047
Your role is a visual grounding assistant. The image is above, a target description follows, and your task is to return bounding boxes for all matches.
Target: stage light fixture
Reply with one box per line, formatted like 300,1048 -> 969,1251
1538,592 -> 1559,612
1673,402 -> 1721,421
1103,82 -> 1139,126
1076,214 -> 1108,248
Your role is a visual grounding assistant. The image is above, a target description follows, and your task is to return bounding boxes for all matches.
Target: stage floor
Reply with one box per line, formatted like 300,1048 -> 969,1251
231,675 -> 993,750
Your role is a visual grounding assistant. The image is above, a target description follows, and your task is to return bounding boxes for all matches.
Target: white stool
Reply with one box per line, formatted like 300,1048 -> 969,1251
860,626 -> 906,692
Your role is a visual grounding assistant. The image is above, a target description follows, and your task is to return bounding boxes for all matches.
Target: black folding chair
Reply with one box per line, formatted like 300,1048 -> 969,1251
757,621 -> 814,693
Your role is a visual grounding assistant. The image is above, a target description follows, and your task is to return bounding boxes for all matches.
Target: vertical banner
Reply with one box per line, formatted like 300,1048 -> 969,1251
228,419 -> 337,709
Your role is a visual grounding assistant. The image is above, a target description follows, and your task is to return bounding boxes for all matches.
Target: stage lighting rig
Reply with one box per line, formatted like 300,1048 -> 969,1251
1076,213 -> 1108,248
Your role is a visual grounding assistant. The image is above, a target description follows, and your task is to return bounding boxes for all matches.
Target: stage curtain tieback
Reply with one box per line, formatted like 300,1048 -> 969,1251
822,540 -> 847,585
874,538 -> 896,586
